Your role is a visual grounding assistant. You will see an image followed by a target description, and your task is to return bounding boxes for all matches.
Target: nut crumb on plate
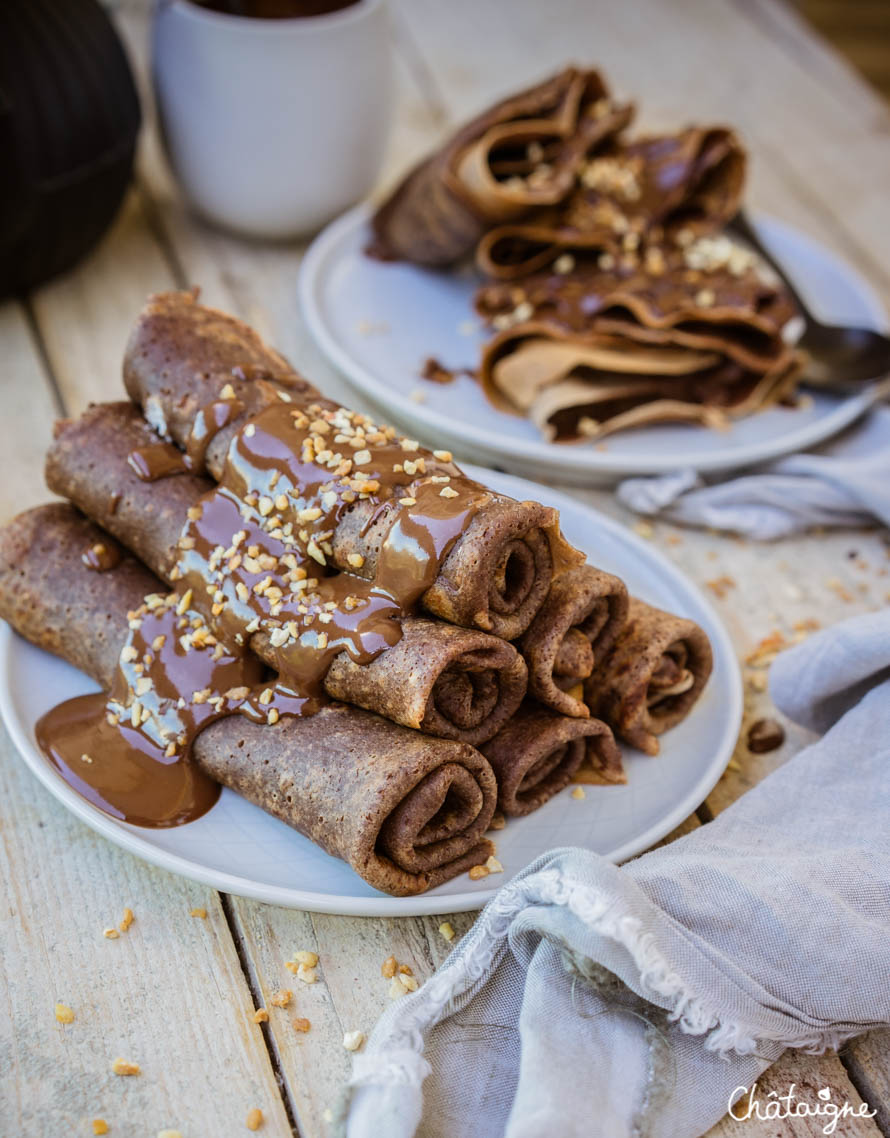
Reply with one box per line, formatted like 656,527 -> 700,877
246,1107 -> 264,1130
343,1030 -> 365,1051
438,922 -> 455,942
54,1003 -> 75,1024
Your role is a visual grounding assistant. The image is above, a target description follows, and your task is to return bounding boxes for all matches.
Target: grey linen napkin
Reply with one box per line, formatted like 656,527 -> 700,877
344,608 -> 890,1138
615,404 -> 890,539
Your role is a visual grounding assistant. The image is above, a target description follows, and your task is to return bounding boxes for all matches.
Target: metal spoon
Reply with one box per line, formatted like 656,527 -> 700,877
729,209 -> 890,395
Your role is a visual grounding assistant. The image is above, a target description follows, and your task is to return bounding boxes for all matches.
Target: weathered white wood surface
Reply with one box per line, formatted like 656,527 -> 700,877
0,0 -> 887,1134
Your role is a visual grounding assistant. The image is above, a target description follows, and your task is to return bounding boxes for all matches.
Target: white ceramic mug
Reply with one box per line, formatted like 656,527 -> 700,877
152,0 -> 393,238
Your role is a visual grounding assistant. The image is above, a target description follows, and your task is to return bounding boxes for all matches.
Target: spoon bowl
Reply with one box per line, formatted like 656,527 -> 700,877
730,210 -> 890,395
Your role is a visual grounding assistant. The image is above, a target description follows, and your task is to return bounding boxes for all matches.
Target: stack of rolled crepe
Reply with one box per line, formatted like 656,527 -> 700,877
0,292 -> 714,896
369,66 -> 803,442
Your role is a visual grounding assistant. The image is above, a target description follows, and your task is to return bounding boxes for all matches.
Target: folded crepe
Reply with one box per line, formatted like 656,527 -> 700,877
123,290 -> 584,637
475,238 -> 802,441
0,503 -> 498,896
481,703 -> 624,816
368,67 -> 633,266
47,402 -> 529,747
476,126 -> 746,279
584,597 -> 713,755
517,564 -> 628,717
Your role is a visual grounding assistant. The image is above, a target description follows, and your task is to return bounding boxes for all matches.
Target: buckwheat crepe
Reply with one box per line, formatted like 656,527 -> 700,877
369,67 -> 633,266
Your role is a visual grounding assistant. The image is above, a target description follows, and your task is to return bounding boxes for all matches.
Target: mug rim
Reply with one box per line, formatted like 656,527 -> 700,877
160,0 -> 382,33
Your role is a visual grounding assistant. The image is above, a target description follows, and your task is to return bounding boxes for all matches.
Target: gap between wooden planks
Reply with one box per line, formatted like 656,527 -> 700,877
9,0 -> 890,1133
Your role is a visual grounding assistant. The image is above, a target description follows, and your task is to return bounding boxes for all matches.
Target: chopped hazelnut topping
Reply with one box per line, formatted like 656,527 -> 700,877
266,708 -> 280,725
439,486 -> 459,499
103,928 -> 120,940
121,645 -> 139,663
381,955 -> 398,978
244,423 -> 256,438
438,922 -> 455,942
400,974 -> 419,992
399,497 -> 417,507
468,865 -> 490,881
343,1030 -> 365,1052
187,506 -> 202,521
119,908 -> 134,932
219,382 -> 236,399
553,253 -> 575,274
54,1002 -> 75,1024
485,856 -> 504,874
80,753 -> 93,764
270,989 -> 292,1008
111,1057 -> 140,1076
176,589 -> 193,616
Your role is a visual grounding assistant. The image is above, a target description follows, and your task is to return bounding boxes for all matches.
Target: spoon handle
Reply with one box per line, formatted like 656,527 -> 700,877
728,210 -> 814,320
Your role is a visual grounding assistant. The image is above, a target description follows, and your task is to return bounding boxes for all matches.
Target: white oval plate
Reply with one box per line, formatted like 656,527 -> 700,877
299,206 -> 886,486
0,468 -> 741,916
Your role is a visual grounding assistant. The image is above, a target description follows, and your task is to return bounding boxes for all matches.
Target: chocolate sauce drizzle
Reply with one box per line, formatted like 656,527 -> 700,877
38,387 -> 493,827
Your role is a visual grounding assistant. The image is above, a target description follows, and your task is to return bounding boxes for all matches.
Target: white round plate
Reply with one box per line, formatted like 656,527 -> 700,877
300,206 -> 887,486
0,468 -> 741,916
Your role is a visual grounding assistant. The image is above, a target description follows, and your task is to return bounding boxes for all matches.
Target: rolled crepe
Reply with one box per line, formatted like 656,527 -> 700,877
476,126 -> 746,279
585,597 -> 713,756
518,564 -> 628,717
481,703 -> 624,816
0,504 -> 497,896
123,291 -> 583,637
368,67 -> 633,266
46,402 -> 529,746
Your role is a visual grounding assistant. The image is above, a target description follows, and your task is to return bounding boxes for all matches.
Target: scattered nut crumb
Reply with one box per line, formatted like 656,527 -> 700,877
705,576 -> 735,599
485,856 -> 504,874
296,965 -> 317,984
270,990 -> 293,1008
253,1009 -> 269,1024
381,955 -> 398,979
190,908 -> 208,919
292,1017 -> 311,1033
54,1002 -> 75,1024
400,974 -> 419,992
157,1131 -> 183,1138
103,928 -> 120,940
246,1107 -> 264,1130
571,787 -> 586,800
468,865 -> 490,881
119,908 -> 134,933
92,1122 -> 109,1136
294,950 -> 318,968
438,922 -> 455,942
388,976 -> 409,999
398,964 -> 413,976
632,521 -> 654,540
343,1030 -> 365,1052
111,1058 -> 140,1076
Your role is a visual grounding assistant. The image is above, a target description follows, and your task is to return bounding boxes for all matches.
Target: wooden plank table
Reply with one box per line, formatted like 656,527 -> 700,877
2,0 -> 888,1133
